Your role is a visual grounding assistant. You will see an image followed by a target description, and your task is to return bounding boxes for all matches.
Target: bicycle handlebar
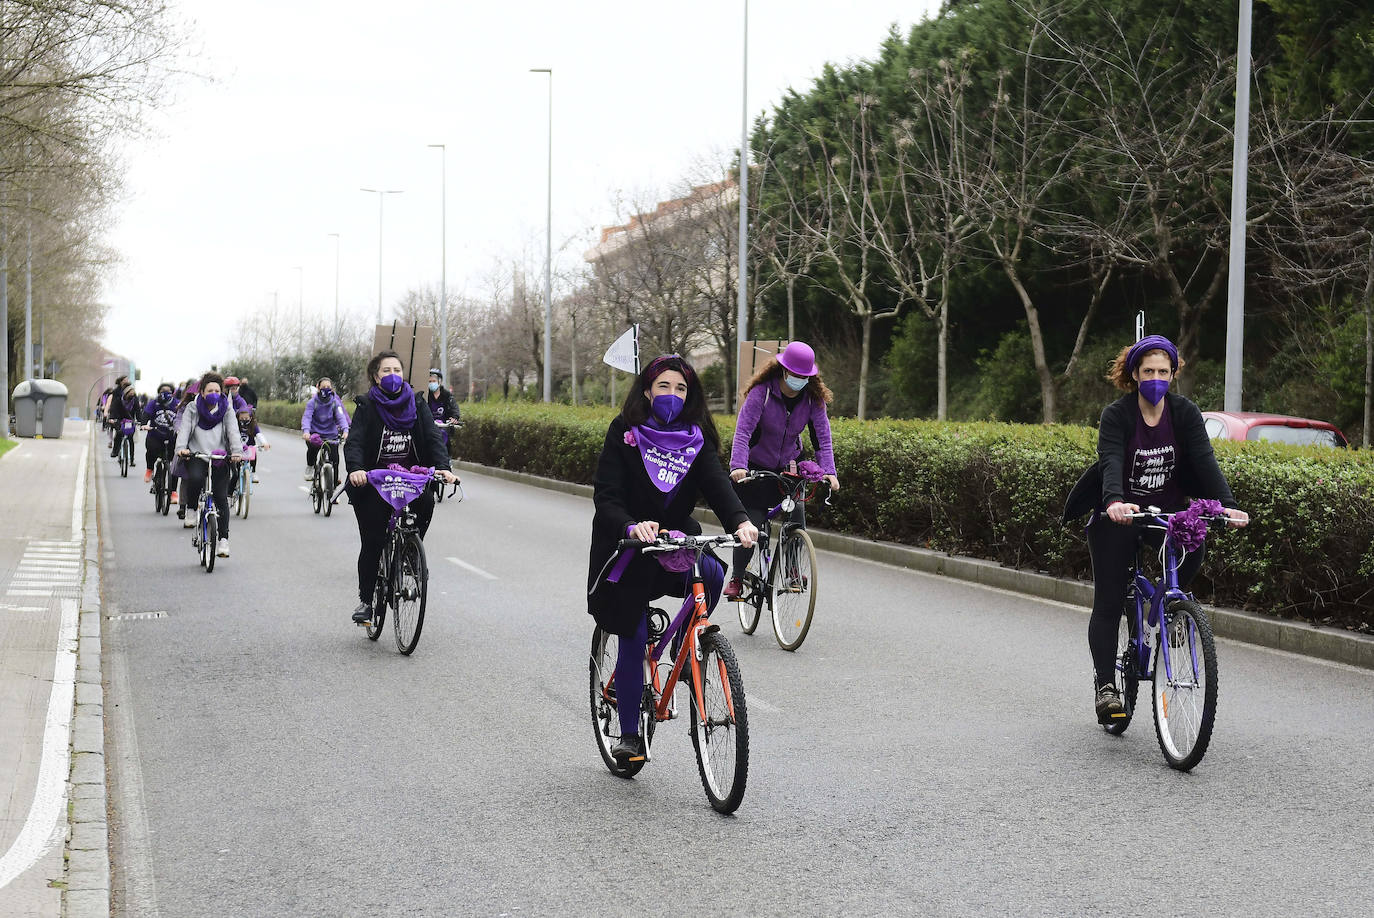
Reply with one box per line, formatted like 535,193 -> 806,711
617,533 -> 744,552
739,468 -> 834,505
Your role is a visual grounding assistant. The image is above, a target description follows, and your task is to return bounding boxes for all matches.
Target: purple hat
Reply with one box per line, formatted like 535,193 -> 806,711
777,341 -> 818,377
1126,335 -> 1179,373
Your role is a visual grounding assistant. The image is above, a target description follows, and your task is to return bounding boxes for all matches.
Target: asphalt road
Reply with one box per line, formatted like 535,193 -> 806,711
97,431 -> 1374,918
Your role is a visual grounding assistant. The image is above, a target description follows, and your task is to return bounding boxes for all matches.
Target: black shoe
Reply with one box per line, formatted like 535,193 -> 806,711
1095,683 -> 1126,724
351,602 -> 372,624
611,733 -> 646,763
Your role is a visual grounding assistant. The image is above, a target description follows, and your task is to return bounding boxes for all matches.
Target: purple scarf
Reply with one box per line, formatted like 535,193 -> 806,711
630,421 -> 704,503
368,381 -> 417,430
195,393 -> 226,430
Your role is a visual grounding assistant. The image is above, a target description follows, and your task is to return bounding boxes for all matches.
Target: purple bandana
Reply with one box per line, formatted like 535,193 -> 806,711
1127,335 -> 1179,373
366,467 -> 432,513
196,393 -> 226,430
630,422 -> 704,503
368,381 -> 417,430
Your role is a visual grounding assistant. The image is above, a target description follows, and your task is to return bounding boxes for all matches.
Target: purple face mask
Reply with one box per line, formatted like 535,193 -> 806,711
1139,378 -> 1169,406
651,393 -> 684,425
380,373 -> 404,394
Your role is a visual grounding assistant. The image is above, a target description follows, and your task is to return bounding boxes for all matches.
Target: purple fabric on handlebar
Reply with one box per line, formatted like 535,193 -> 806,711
796,460 -> 824,482
1167,498 -> 1224,552
655,530 -> 694,572
120,419 -> 137,436
366,467 -> 433,512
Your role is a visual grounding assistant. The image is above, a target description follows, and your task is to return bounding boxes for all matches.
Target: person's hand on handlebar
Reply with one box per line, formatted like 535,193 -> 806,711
629,520 -> 660,543
177,448 -> 190,458
730,468 -> 748,483
825,475 -> 840,493
1105,500 -> 1140,524
348,470 -> 367,487
735,521 -> 759,548
301,431 -> 310,441
1223,507 -> 1250,528
436,469 -> 459,485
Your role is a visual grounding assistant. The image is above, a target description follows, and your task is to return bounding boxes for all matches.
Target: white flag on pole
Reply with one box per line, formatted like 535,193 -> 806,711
603,325 -> 639,374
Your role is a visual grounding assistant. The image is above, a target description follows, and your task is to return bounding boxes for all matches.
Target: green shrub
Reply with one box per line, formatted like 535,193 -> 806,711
443,402 -> 1374,630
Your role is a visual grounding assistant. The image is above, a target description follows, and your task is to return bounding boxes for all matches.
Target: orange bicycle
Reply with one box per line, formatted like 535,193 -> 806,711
589,533 -> 750,814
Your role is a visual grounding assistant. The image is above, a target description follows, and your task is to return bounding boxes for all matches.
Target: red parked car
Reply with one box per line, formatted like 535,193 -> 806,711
1201,411 -> 1349,448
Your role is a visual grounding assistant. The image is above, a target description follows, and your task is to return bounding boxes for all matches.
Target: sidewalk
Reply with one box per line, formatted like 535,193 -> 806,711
0,422 -> 106,918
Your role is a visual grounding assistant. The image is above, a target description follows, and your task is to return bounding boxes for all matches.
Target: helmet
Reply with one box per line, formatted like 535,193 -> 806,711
777,341 -> 818,377
224,376 -> 241,387
428,368 -> 443,380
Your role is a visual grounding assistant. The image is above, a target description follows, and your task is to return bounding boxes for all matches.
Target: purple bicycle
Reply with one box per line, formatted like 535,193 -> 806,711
732,467 -> 832,651
1106,501 -> 1238,770
335,466 -> 460,655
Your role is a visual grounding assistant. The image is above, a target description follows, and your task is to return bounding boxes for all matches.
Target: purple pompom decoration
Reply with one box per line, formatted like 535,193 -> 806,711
796,460 -> 825,482
623,430 -> 637,447
1168,498 -> 1225,552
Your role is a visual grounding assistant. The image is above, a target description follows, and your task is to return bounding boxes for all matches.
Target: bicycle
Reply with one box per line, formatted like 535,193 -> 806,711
145,430 -> 173,516
340,466 -> 459,655
731,468 -> 831,651
590,532 -> 750,813
234,445 -> 256,519
1103,500 -> 1239,771
117,419 -> 136,477
308,436 -> 341,517
432,419 -> 464,504
187,451 -> 228,573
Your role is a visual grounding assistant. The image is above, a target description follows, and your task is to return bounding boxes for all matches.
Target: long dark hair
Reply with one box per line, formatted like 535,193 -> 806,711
620,354 -> 720,448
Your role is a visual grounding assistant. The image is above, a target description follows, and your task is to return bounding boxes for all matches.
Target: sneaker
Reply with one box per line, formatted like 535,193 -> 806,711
170,492 -> 178,504
144,469 -> 153,483
611,733 -> 646,763
351,601 -> 372,624
251,474 -> 259,483
1095,683 -> 1126,724
216,538 -> 230,558
723,578 -> 743,600
183,516 -> 195,529
305,470 -> 314,481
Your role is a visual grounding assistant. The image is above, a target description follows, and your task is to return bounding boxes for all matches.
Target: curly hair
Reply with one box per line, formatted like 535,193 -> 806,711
743,357 -> 833,404
1105,345 -> 1185,392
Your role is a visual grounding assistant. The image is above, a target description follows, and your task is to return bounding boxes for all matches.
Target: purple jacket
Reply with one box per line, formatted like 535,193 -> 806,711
730,379 -> 836,475
301,393 -> 351,438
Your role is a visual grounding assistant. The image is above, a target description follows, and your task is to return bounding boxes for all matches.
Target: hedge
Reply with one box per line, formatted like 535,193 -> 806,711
446,402 -> 1374,632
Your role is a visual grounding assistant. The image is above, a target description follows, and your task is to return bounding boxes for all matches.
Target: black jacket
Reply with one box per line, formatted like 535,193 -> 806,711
344,392 -> 451,474
586,415 -> 749,634
1063,391 -> 1235,522
426,387 -> 460,423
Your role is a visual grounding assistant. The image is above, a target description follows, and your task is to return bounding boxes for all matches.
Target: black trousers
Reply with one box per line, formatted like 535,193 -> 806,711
145,431 -> 173,470
1087,518 -> 1205,685
731,475 -> 805,576
183,459 -> 232,539
306,440 -> 340,474
348,483 -> 434,603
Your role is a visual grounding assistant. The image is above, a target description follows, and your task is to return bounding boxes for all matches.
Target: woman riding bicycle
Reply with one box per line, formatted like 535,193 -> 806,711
344,351 -> 457,624
723,341 -> 839,600
107,377 -> 138,460
141,383 -> 180,494
301,376 -> 350,482
1063,335 -> 1248,724
586,353 -> 758,763
174,372 -> 243,557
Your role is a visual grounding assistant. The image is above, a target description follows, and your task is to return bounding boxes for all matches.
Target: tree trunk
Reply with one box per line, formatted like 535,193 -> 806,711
1364,262 -> 1373,449
570,314 -> 578,406
786,275 -> 796,342
1002,261 -> 1056,423
857,311 -> 872,421
937,298 -> 948,421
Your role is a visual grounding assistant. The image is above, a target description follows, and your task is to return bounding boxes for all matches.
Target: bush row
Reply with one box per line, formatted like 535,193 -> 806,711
450,402 -> 1374,632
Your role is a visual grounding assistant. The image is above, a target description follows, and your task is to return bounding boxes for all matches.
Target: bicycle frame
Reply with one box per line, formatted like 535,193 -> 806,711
742,471 -> 828,594
1123,511 -> 1208,686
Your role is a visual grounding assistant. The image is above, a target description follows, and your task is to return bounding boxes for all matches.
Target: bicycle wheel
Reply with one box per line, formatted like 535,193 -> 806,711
589,627 -> 651,779
119,440 -> 130,477
1104,594 -> 1141,736
392,533 -> 428,655
1152,600 -> 1218,770
203,513 -> 217,574
240,469 -> 251,520
153,462 -> 167,514
771,528 -> 818,651
234,468 -> 245,517
322,465 -> 335,517
688,631 -> 749,813
366,552 -> 388,641
736,534 -> 765,634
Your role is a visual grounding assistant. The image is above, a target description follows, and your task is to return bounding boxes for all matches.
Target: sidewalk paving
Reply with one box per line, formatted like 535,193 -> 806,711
0,423 -> 106,918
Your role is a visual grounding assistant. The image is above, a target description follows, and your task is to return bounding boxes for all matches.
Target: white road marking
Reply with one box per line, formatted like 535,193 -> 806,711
0,597 -> 77,890
445,556 -> 498,580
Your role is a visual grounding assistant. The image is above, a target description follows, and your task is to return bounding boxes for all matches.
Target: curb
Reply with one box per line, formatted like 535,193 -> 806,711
65,430 -> 108,917
455,459 -> 1374,671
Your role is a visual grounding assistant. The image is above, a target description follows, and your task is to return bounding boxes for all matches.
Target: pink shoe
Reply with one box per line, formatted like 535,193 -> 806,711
723,578 -> 743,600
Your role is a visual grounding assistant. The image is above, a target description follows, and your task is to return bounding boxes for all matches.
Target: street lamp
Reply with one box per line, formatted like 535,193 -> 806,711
327,233 -> 340,336
1223,0 -> 1253,412
530,67 -> 553,403
292,265 -> 304,351
736,0 -> 750,411
360,187 -> 404,325
428,144 -> 448,384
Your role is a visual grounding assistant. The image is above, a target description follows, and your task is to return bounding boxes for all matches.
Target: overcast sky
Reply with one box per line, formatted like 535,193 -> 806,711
102,0 -> 942,390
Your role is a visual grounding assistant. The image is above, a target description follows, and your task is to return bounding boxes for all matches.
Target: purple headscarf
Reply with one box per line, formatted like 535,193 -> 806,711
1127,335 -> 1179,373
368,380 -> 418,429
195,392 -> 227,430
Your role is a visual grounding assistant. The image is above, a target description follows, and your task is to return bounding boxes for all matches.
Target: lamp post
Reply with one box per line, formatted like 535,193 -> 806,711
530,67 -> 553,403
292,265 -> 304,352
428,144 -> 448,383
360,187 -> 403,325
1223,0 -> 1253,412
736,0 -> 750,411
327,233 -> 340,336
